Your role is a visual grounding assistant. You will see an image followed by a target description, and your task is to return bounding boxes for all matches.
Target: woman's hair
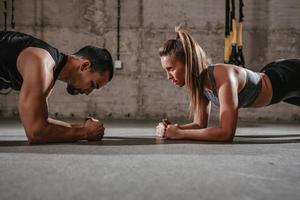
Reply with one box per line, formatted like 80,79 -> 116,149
159,25 -> 211,116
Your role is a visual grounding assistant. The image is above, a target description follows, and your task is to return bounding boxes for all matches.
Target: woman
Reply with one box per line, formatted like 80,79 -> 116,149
155,26 -> 300,142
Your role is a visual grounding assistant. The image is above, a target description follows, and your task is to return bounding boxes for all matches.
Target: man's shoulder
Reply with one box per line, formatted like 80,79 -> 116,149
17,47 -> 56,70
16,47 -> 56,84
21,47 -> 55,61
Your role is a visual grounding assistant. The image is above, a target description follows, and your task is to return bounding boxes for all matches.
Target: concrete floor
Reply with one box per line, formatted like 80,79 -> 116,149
0,119 -> 300,200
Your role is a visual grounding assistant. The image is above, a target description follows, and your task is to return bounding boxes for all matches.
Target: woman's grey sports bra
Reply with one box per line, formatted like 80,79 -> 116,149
203,65 -> 262,108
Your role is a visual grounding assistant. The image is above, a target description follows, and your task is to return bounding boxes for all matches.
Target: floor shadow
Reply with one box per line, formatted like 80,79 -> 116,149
236,134 -> 300,138
0,141 -> 29,146
0,136 -> 212,147
99,136 -> 300,145
80,136 -> 211,146
1,135 -> 300,147
0,135 -> 299,155
233,134 -> 300,144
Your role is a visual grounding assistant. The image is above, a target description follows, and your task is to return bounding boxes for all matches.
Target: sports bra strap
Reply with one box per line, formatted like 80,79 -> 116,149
207,65 -> 218,95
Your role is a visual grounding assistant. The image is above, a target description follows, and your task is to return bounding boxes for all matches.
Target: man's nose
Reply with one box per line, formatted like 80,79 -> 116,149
167,73 -> 172,80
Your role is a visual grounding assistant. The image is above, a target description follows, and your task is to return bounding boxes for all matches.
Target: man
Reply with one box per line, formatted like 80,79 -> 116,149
0,31 -> 114,144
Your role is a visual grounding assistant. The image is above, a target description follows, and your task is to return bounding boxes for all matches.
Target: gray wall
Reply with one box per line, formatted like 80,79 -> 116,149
0,0 -> 300,122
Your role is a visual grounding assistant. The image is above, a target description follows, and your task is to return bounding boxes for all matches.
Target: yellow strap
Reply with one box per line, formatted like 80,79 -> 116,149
237,22 -> 243,47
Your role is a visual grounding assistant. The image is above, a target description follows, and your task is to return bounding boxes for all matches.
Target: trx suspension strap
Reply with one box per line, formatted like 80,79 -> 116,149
11,0 -> 15,29
229,0 -> 238,65
224,0 -> 230,63
236,0 -> 245,67
3,0 -> 7,31
2,0 -> 16,31
224,0 -> 245,67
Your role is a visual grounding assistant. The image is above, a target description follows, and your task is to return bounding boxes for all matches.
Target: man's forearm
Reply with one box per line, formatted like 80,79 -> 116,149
48,118 -> 83,128
47,118 -> 72,127
28,118 -> 86,144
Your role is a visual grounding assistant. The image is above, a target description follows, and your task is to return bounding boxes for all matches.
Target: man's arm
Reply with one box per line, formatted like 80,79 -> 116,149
17,48 -> 102,144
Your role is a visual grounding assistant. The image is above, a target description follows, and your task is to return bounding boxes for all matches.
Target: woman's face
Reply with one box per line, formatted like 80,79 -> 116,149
160,55 -> 185,87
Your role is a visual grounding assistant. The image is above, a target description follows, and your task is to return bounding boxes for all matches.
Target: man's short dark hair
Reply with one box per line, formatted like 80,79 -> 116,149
74,46 -> 114,81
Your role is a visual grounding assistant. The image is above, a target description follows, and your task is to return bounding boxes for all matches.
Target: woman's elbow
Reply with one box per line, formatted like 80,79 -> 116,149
219,129 -> 235,142
223,135 -> 234,142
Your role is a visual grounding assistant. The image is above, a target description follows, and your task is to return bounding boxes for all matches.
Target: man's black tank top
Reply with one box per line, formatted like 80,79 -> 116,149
0,31 -> 67,91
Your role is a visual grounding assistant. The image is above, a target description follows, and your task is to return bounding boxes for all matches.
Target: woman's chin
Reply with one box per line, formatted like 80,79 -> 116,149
171,81 -> 185,87
176,82 -> 185,87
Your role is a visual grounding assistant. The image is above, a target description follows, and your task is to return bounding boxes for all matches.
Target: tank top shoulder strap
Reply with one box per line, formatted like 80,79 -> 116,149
53,54 -> 67,84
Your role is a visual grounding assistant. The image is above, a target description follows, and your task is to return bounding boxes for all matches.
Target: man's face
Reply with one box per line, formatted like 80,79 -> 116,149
67,62 -> 110,95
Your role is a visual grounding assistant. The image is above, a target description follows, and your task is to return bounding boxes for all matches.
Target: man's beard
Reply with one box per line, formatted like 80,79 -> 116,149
66,84 -> 81,95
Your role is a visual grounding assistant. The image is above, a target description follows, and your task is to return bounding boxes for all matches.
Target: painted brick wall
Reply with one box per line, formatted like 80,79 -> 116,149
0,0 -> 299,122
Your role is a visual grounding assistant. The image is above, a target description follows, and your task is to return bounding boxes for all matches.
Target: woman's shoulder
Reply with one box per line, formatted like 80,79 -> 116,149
211,63 -> 233,74
214,63 -> 247,73
213,63 -> 238,69
212,63 -> 245,83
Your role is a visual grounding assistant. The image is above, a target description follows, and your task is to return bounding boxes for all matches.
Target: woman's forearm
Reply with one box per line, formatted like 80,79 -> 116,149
178,127 -> 234,142
178,122 -> 203,130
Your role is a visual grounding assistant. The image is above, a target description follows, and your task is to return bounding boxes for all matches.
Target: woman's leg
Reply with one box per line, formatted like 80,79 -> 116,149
283,97 -> 300,106
260,58 -> 300,106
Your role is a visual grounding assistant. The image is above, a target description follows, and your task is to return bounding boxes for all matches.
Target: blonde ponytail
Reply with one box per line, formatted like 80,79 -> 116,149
175,25 -> 210,116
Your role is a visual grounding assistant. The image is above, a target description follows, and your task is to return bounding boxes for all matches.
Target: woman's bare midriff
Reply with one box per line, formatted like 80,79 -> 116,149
249,73 -> 273,107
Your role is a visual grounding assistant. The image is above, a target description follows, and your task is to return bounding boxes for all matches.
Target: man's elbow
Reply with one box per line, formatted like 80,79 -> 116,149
25,127 -> 45,144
